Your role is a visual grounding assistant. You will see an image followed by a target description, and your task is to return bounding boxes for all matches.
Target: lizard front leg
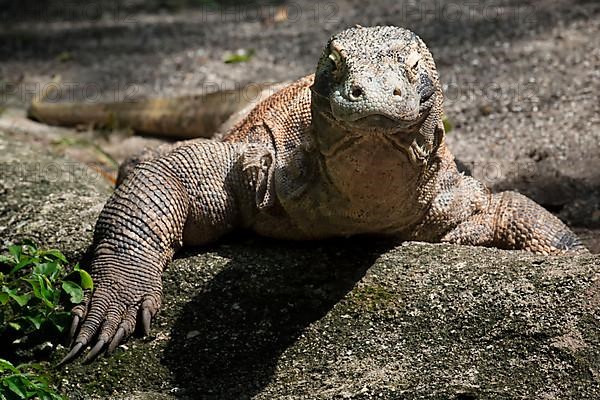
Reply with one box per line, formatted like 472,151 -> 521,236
60,141 -> 270,363
116,139 -> 206,185
442,190 -> 587,255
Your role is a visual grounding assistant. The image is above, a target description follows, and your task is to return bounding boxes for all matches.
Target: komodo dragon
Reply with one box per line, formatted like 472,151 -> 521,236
59,26 -> 587,364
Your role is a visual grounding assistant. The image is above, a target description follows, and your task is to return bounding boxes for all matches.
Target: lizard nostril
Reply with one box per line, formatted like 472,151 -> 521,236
393,88 -> 402,97
349,86 -> 363,100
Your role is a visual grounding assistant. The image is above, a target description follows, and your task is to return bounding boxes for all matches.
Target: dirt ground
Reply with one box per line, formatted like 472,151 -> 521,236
0,0 -> 599,251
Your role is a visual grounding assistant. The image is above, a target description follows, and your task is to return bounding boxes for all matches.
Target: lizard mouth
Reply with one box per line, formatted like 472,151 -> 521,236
332,111 -> 428,134
327,94 -> 435,133
352,113 -> 422,129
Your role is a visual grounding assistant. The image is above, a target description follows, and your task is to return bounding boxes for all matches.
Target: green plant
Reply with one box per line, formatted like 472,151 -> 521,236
223,48 -> 255,64
0,242 -> 93,339
0,359 -> 63,400
0,242 -> 93,400
442,116 -> 453,133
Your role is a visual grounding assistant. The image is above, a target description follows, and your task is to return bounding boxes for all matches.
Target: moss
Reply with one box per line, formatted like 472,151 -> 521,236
348,285 -> 400,311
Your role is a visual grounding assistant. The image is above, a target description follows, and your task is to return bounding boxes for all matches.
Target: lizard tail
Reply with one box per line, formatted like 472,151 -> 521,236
28,83 -> 274,139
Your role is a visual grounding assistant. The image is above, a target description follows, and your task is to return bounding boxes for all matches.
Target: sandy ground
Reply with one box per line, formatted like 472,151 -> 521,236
0,0 -> 599,250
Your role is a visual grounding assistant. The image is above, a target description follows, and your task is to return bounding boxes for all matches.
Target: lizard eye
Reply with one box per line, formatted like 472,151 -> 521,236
404,51 -> 421,83
405,51 -> 421,71
328,48 -> 343,79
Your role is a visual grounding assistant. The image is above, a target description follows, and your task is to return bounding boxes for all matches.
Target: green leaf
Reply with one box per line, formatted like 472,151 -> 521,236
6,290 -> 31,307
24,278 -> 42,300
0,358 -> 19,373
34,276 -> 52,307
20,362 -> 44,373
224,49 -> 255,64
442,117 -> 453,133
22,242 -> 37,255
25,315 -> 44,330
62,281 -> 83,304
78,270 -> 93,291
34,262 -> 59,278
11,255 -> 34,274
39,249 -> 67,264
23,275 -> 55,309
4,375 -> 28,398
40,275 -> 59,306
8,245 -> 22,263
8,321 -> 21,331
0,254 -> 13,264
0,292 -> 8,305
56,51 -> 72,63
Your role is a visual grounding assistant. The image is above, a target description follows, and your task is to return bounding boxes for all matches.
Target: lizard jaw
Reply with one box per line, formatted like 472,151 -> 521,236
383,132 -> 431,166
313,107 -> 433,166
318,107 -> 429,136
348,113 -> 427,132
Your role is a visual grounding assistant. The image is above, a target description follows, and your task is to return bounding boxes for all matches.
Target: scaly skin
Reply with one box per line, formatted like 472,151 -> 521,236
60,26 -> 587,364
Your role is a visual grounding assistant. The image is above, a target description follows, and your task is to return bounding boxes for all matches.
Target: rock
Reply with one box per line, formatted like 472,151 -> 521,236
0,130 -> 112,259
1,130 -> 598,400
54,239 -> 599,400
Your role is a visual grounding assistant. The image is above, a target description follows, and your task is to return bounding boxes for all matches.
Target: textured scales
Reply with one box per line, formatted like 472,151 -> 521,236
60,26 -> 587,364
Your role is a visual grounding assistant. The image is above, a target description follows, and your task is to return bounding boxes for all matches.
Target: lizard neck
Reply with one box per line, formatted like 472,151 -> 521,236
313,122 -> 429,204
277,110 -> 443,237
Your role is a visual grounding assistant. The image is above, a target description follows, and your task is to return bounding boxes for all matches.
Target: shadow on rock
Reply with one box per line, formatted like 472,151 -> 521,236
162,236 -> 394,399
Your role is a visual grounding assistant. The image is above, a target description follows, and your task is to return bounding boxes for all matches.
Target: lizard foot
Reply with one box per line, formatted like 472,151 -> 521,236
59,277 -> 162,365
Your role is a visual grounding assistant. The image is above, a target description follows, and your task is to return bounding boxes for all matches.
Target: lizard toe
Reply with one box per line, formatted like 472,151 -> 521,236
82,301 -> 127,362
67,315 -> 80,346
107,305 -> 138,354
58,342 -> 85,366
59,287 -> 113,365
75,288 -> 111,346
139,294 -> 161,336
82,339 -> 106,364
68,291 -> 91,345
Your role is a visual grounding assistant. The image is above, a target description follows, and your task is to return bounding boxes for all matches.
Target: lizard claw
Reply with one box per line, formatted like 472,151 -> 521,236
67,291 -> 91,345
142,308 -> 152,336
140,295 -> 161,336
82,339 -> 106,364
107,327 -> 126,354
67,315 -> 80,346
105,305 -> 138,355
58,342 -> 84,366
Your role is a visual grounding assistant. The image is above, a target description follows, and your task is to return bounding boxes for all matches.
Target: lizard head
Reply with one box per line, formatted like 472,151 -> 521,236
310,26 -> 444,164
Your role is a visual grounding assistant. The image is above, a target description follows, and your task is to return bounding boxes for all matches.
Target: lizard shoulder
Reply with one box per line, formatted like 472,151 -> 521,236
222,75 -> 314,147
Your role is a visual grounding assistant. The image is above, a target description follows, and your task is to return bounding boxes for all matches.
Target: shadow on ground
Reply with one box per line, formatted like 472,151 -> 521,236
456,159 -> 600,230
1,1 -> 599,63
161,236 -> 394,399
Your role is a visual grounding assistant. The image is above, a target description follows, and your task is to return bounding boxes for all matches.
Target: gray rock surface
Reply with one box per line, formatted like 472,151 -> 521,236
57,234 -> 600,400
0,131 -> 112,259
2,132 -> 597,399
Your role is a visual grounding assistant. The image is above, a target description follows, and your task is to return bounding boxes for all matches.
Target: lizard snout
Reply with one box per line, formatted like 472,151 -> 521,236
330,72 -> 421,125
